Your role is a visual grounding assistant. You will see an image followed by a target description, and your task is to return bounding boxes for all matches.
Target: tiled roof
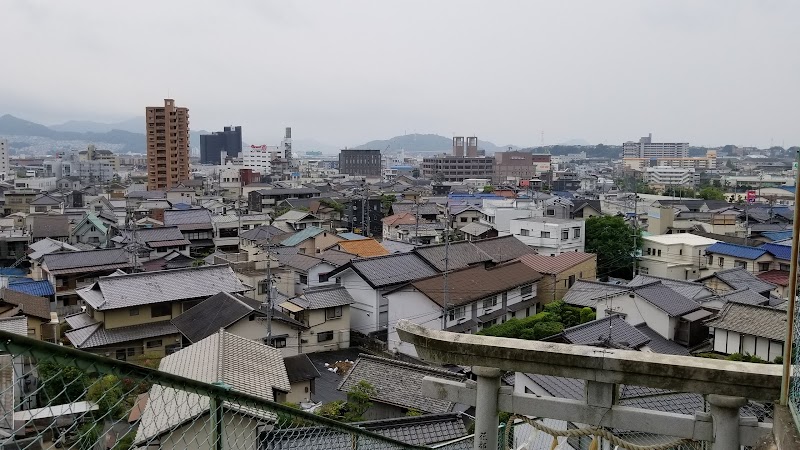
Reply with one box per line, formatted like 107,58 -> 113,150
338,354 -> 465,414
414,241 -> 492,271
380,239 -> 416,254
77,265 -> 248,311
718,288 -> 770,306
334,253 -> 439,288
276,209 -> 318,222
757,270 -> 790,287
706,302 -> 787,341
760,242 -> 793,261
318,249 -> 357,267
285,285 -> 356,310
31,215 -> 70,238
174,292 -> 267,343
115,226 -> 186,245
627,275 -> 712,300
563,280 -> 629,308
337,232 -> 368,241
560,315 -> 650,349
163,208 -> 213,226
240,225 -> 286,242
702,267 -> 777,293
135,330 -> 290,445
382,212 -> 418,226
634,324 -> 691,356
409,261 -> 542,307
1,289 -> 51,320
634,283 -> 700,317
30,193 -> 62,205
43,248 -> 132,273
459,221 -> 494,236
281,253 -> 329,272
7,278 -> 55,297
64,312 -> 98,330
279,226 -> 327,247
65,320 -> 178,349
27,238 -> 80,260
283,354 -> 321,384
472,236 -> 536,262
705,242 -> 767,259
761,230 -> 793,242
337,238 -> 390,257
517,253 -> 596,275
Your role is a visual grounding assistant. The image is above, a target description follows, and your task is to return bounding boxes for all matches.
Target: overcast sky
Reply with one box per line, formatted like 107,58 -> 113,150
2,1 -> 798,148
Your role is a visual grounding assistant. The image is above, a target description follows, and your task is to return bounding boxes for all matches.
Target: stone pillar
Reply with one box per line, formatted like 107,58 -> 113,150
473,366 -> 502,450
707,394 -> 747,450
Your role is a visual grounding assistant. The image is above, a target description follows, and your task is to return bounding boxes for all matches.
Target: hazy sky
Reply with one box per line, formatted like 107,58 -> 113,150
2,1 -> 798,148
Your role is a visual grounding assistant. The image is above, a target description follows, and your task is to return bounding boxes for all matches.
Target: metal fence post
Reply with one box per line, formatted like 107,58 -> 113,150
211,381 -> 232,450
706,394 -> 747,450
473,366 -> 502,450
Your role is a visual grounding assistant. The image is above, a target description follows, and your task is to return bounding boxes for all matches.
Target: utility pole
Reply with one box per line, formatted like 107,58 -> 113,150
442,206 -> 450,330
632,193 -> 638,277
414,197 -> 420,246
361,179 -> 369,237
263,236 -> 274,344
780,147 -> 800,404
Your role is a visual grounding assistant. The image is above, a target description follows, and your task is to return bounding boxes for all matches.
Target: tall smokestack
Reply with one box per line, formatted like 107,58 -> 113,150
466,137 -> 478,157
453,137 -> 465,157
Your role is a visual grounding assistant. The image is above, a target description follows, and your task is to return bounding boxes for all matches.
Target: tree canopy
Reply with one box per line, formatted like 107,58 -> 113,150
697,186 -> 726,201
477,301 -> 595,340
585,215 -> 640,279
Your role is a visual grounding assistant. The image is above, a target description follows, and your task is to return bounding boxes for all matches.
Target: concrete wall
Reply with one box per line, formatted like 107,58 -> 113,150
279,380 -> 313,404
298,306 -> 351,354
339,269 -> 380,333
387,288 -> 443,358
509,219 -> 585,255
226,317 -> 300,358
537,257 -> 598,303
711,328 -> 783,362
598,294 -> 673,340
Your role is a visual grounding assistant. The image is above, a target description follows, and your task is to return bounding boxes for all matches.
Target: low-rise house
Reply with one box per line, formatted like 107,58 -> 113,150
509,217 -> 585,255
450,205 -> 483,229
165,185 -> 196,205
638,233 -> 718,279
134,330 -> 291,449
459,221 -> 498,241
706,302 -> 785,362
69,213 -> 115,248
211,214 -> 241,252
65,265 -> 248,360
275,253 -> 337,296
0,289 -> 55,341
247,187 -> 321,212
702,242 -> 773,275
571,200 -> 602,219
28,193 -> 62,214
517,252 -> 597,304
273,210 -> 324,232
27,237 -> 79,262
111,226 -> 191,262
163,208 -> 215,256
41,248 -> 133,315
277,226 -> 342,255
140,250 -> 195,272
29,215 -> 69,243
278,285 -> 355,353
333,238 -> 389,258
282,354 -> 321,404
386,261 -> 542,357
697,267 -> 776,297
171,291 -> 307,356
338,354 -> 466,419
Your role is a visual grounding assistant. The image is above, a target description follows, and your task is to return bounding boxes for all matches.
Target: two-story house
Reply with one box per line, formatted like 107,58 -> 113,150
278,285 -> 355,353
517,252 -> 597,304
276,226 -> 342,255
211,214 -> 241,252
111,226 -> 191,262
163,209 -> 215,256
40,248 -> 134,316
638,233 -> 718,280
64,265 -> 248,360
702,242 -> 774,276
706,302 -> 785,362
509,217 -> 585,255
275,253 -> 338,296
69,213 -> 116,248
385,261 -> 542,358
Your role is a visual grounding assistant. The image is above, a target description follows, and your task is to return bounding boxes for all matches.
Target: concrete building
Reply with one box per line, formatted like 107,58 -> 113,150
199,126 -> 242,164
451,136 -> 479,157
0,139 -> 9,178
622,133 -> 688,158
509,217 -> 585,255
338,149 -> 382,177
494,151 -> 537,183
146,98 -> 190,190
421,155 -> 495,182
637,233 -> 718,279
645,166 -> 697,190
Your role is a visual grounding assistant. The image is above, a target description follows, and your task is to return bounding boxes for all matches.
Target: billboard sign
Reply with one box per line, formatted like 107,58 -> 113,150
746,190 -> 756,203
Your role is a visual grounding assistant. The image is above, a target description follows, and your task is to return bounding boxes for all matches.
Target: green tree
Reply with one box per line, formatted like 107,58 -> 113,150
697,187 -> 726,201
585,216 -> 640,279
580,307 -> 596,323
343,380 -> 376,422
482,185 -> 494,193
87,375 -> 125,420
379,194 -> 396,214
38,362 -> 88,405
77,422 -> 101,450
726,159 -> 736,170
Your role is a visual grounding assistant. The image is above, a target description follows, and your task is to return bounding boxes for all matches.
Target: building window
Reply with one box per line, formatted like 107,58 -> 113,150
146,340 -> 162,348
326,306 -> 343,319
780,263 -> 791,271
151,303 -> 171,318
734,260 -> 747,269
299,274 -> 308,285
521,284 -> 533,297
708,255 -> 714,265
258,279 -> 269,295
561,230 -> 569,241
647,248 -> 651,255
482,296 -> 497,309
657,249 -> 662,257
568,275 -> 576,287
758,262 -> 770,272
127,348 -> 136,357
460,217 -> 467,223
541,231 -> 550,238
317,331 -> 334,342
546,209 -> 555,216
129,307 -> 139,316
448,306 -> 466,321
271,337 -> 287,348
679,249 -> 683,256
520,229 -> 529,236
573,228 -> 581,239
718,257 -> 724,267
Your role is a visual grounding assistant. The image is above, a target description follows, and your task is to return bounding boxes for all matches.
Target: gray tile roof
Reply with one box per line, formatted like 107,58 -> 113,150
338,253 -> 439,288
701,267 -> 777,293
173,292 -> 266,343
619,392 -> 704,416
287,285 -> 356,310
135,330 -> 290,445
459,221 -> 494,236
705,302 -> 787,341
563,280 -> 629,307
318,249 -> 357,267
65,320 -> 178,349
627,275 -> 712,300
77,264 -> 248,311
64,312 -> 98,330
240,225 -> 289,242
31,215 -> 70,238
525,374 -> 584,400
560,315 -> 650,349
718,288 -> 770,306
43,248 -> 132,273
114,226 -> 186,245
163,208 -> 213,226
281,253 -> 329,272
471,235 -> 536,262
634,324 -> 691,356
338,354 -> 465,414
283,354 -> 321,384
414,241 -> 492,272
634,283 -> 701,317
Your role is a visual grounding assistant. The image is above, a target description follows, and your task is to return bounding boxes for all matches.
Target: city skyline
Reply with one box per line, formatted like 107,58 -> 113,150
2,1 -> 798,149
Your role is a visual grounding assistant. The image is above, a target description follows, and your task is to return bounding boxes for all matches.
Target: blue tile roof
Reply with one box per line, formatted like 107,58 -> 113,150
780,186 -> 796,194
760,242 -> 793,261
705,242 -> 767,260
7,278 -> 55,297
280,226 -> 325,247
337,232 -> 367,241
761,231 -> 793,242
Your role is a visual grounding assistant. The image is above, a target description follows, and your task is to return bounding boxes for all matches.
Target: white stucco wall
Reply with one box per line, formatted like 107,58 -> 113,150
386,288 -> 444,358
597,294 -> 672,340
339,269 -> 380,334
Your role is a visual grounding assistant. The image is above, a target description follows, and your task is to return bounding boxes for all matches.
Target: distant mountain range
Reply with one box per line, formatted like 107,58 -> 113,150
353,133 -> 519,154
0,115 -> 207,153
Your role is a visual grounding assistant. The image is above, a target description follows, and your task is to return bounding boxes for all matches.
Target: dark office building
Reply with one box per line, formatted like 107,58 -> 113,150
338,149 -> 382,177
344,198 -> 383,237
200,126 -> 243,164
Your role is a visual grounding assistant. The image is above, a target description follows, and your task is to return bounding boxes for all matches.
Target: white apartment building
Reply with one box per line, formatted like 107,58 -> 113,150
623,134 -> 688,158
242,144 -> 283,174
637,233 -> 718,280
509,217 -> 585,255
0,139 -> 9,179
645,166 -> 697,189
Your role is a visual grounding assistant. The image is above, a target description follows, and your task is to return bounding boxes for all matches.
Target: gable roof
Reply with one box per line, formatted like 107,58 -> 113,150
472,235 -> 536,262
634,324 -> 691,356
113,226 -> 187,246
31,215 -> 70,238
413,241 -> 492,272
704,242 -> 768,260
459,221 -> 494,236
1,288 -> 51,320
318,249 -> 357,267
239,225 -> 286,242
64,320 -> 178,349
761,230 -> 793,242
7,278 -> 55,297
135,330 -> 290,445
329,253 -> 439,289
699,267 -> 777,293
338,354 -> 465,414
517,253 -> 596,275
279,226 -> 327,247
633,282 -> 701,317
408,261 -> 542,307
73,213 -> 108,235
627,275 -> 712,300
282,285 -> 356,311
760,242 -> 793,261
336,238 -> 390,257
27,238 -> 80,260
557,315 -> 650,349
276,209 -> 319,222
43,248 -> 132,274
163,208 -> 213,228
283,354 -> 321,384
77,264 -> 248,311
705,302 -> 786,341
281,253 -> 331,272
30,193 -> 62,206
716,288 -> 770,306
563,280 -> 630,308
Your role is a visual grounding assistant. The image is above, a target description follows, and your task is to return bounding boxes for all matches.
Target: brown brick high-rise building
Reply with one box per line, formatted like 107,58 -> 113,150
146,99 -> 190,190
